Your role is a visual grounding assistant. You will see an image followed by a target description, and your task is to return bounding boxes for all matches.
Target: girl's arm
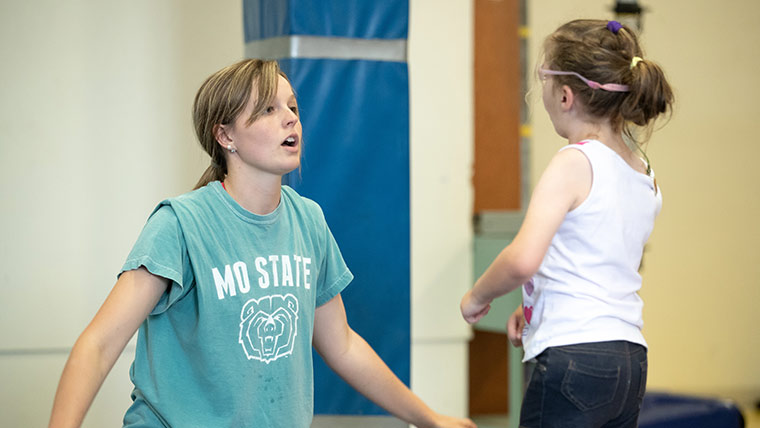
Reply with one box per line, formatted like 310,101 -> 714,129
313,294 -> 477,428
461,147 -> 591,324
48,267 -> 169,428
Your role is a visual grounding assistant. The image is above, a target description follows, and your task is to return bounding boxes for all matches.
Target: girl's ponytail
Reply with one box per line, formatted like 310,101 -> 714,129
621,58 -> 674,129
543,19 -> 674,144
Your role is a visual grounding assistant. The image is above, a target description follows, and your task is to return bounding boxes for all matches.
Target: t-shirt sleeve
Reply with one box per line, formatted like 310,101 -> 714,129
121,203 -> 193,315
314,207 -> 353,307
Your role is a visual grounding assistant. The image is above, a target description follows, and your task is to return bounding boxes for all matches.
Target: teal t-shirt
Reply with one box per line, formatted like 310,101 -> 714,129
121,182 -> 353,428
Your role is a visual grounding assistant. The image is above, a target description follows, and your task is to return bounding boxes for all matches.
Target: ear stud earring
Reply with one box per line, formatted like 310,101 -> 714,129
227,144 -> 236,153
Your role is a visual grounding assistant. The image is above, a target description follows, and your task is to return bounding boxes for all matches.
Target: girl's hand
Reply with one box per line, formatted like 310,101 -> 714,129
460,289 -> 491,324
430,413 -> 478,428
506,306 -> 524,347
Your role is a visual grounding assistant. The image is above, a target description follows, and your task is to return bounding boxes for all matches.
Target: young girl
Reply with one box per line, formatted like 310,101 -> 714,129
461,19 -> 674,428
49,59 -> 476,428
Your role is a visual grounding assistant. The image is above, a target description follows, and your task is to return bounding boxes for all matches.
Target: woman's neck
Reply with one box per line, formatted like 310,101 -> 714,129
222,172 -> 282,215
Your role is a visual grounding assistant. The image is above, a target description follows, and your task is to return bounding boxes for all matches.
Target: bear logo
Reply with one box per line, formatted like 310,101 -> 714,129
239,294 -> 299,364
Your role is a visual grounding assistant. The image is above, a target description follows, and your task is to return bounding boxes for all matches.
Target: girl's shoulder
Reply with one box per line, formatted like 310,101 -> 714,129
553,142 -> 595,171
557,139 -> 616,171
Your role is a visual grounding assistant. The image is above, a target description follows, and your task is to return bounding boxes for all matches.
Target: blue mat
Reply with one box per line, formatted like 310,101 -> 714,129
639,392 -> 745,428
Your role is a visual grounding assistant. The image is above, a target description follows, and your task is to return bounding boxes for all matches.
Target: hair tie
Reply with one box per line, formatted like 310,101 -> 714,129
606,20 -> 623,34
630,56 -> 644,69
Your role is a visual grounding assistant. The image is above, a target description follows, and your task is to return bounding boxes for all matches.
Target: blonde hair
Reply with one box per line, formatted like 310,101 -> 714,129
543,19 -> 674,143
192,59 -> 290,189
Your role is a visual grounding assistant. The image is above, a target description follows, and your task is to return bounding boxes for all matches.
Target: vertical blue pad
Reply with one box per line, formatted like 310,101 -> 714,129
244,0 -> 408,41
242,0 -> 411,415
281,58 -> 410,415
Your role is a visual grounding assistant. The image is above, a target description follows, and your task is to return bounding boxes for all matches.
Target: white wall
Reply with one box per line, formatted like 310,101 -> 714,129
408,0 -> 473,419
0,1 -> 243,426
0,0 -> 473,426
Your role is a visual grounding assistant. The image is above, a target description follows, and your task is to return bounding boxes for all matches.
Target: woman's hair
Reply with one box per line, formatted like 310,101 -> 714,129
542,19 -> 674,143
192,59 -> 289,189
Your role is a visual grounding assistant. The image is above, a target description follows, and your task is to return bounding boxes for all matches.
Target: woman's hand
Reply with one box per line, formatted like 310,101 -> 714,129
314,294 -> 478,428
429,413 -> 478,428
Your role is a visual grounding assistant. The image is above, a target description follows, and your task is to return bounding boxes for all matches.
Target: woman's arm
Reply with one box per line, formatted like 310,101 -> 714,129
48,267 -> 169,428
461,147 -> 591,324
313,294 -> 476,428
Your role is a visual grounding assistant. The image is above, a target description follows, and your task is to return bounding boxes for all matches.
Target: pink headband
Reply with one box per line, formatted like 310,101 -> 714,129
539,68 -> 630,92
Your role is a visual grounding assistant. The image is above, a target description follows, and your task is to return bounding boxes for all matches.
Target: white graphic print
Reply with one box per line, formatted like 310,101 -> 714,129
239,294 -> 299,363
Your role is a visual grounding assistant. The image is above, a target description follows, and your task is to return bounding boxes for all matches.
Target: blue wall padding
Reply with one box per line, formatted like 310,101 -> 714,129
279,57 -> 410,415
242,0 -> 410,415
243,0 -> 408,41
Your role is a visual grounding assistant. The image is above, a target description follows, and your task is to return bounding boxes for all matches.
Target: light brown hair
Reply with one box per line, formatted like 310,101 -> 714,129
543,19 -> 674,143
192,59 -> 291,189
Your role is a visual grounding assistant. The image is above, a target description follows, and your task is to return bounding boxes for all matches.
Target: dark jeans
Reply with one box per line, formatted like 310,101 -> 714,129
520,341 -> 647,428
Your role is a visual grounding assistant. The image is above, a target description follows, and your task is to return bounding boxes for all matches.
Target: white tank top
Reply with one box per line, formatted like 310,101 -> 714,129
521,139 -> 662,362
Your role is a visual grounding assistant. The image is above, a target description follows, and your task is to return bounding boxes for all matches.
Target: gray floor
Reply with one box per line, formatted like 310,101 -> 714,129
311,415 -> 407,427
470,414 -> 511,428
312,403 -> 760,428
311,414 -> 512,428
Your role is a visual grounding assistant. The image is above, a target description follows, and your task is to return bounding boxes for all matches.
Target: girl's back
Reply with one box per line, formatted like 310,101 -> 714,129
522,139 -> 661,361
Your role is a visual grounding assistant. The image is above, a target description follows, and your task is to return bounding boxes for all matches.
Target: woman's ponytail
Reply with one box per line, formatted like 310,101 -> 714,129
194,163 -> 226,190
190,59 -> 282,190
